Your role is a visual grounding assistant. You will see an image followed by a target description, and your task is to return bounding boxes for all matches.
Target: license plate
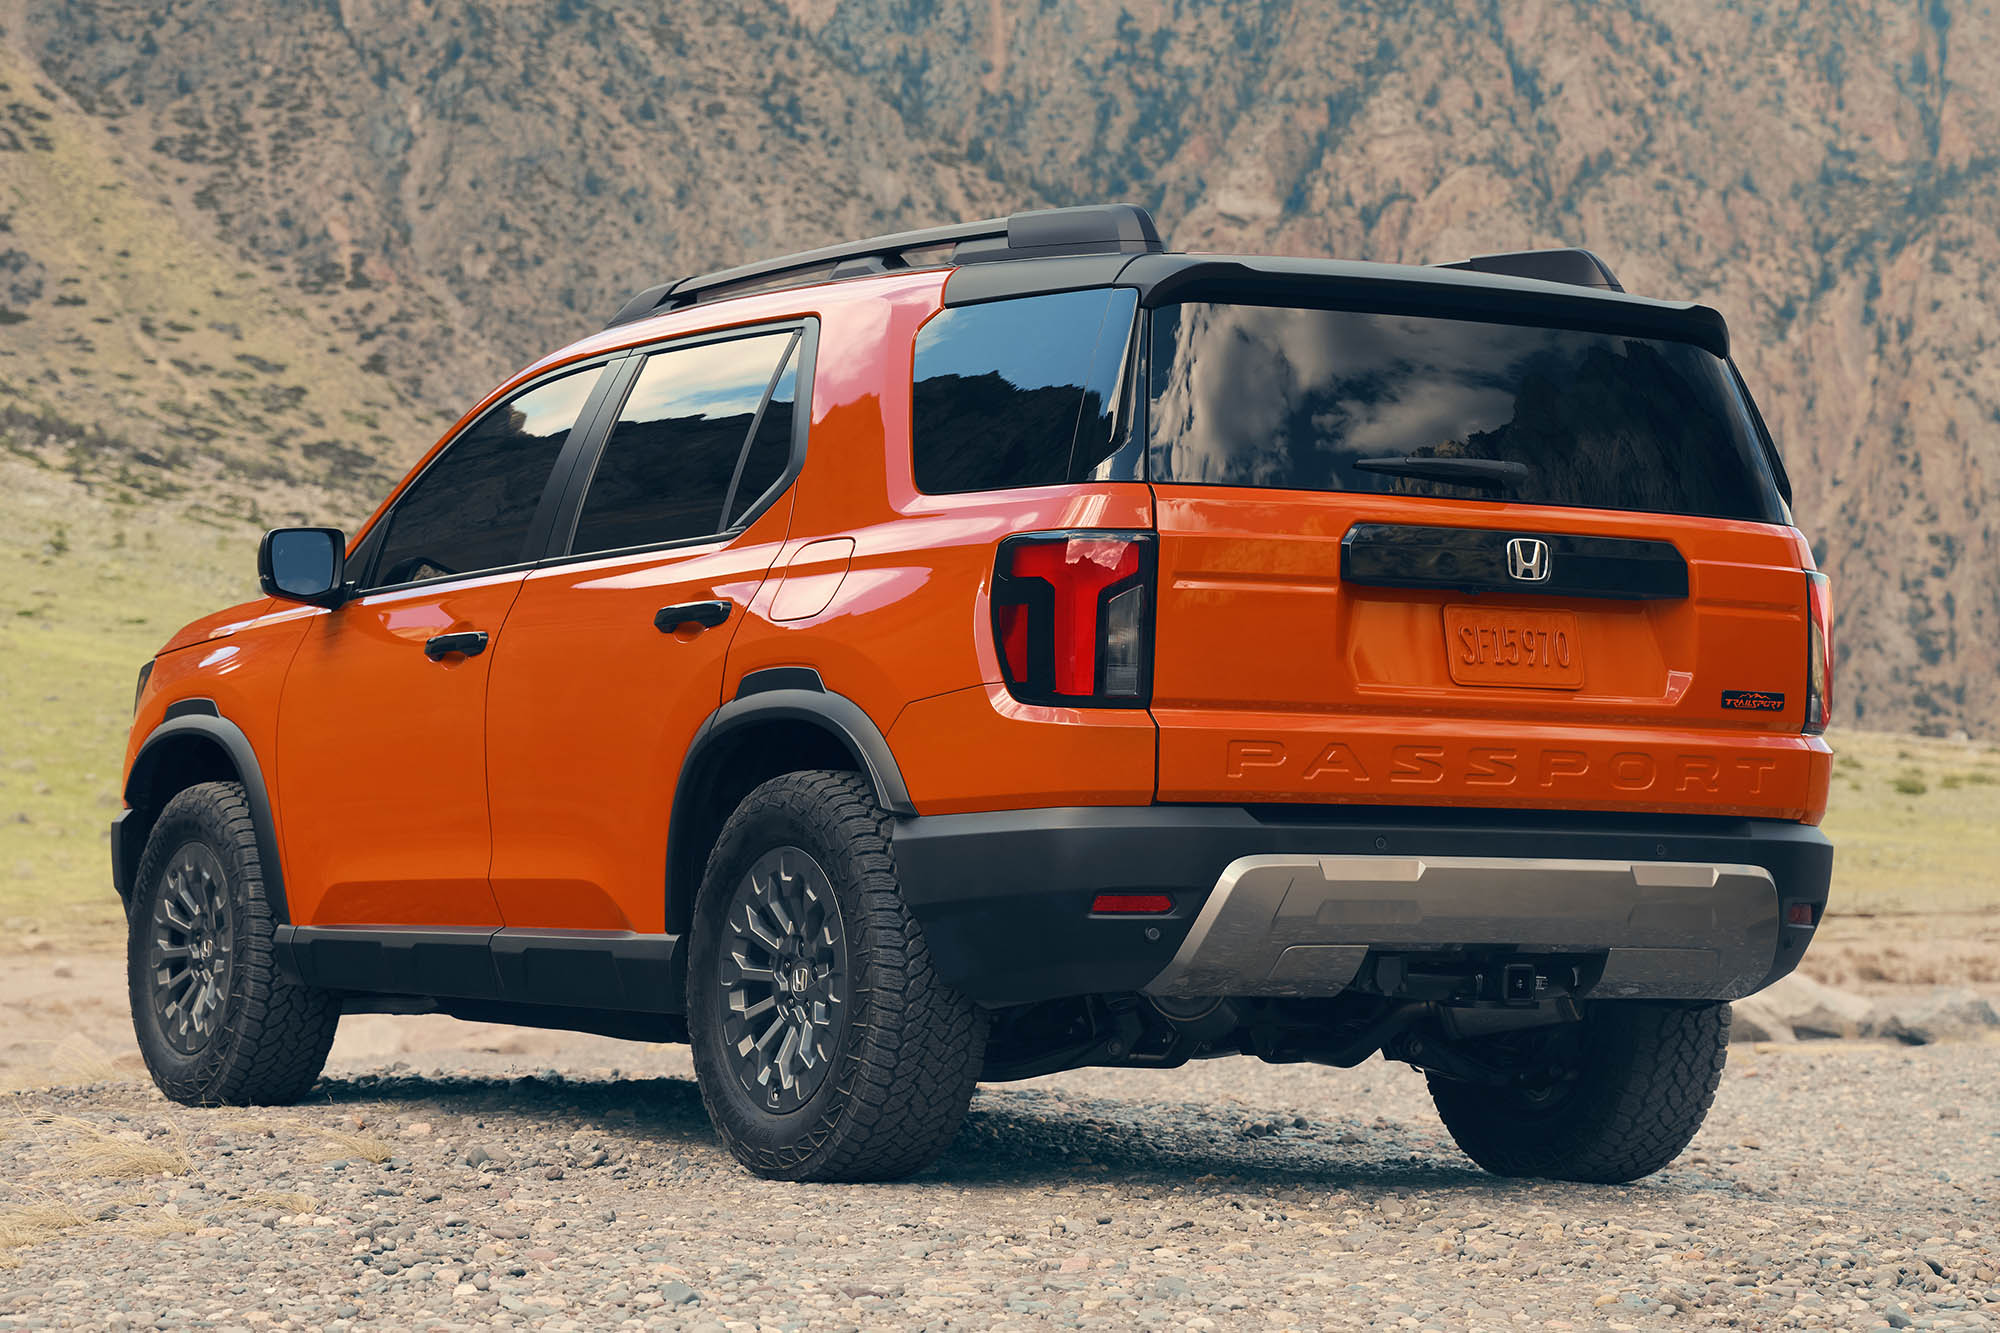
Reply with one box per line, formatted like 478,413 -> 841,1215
1444,605 -> 1584,689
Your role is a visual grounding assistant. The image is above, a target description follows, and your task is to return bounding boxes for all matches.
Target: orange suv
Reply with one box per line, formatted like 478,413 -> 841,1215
117,204 -> 1834,1183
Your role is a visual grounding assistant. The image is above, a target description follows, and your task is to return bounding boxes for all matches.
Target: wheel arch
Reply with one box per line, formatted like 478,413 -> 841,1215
120,701 -> 289,922
665,672 -> 913,935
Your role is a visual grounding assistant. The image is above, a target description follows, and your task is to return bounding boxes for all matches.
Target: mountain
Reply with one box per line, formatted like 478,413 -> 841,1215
2,0 -> 1995,736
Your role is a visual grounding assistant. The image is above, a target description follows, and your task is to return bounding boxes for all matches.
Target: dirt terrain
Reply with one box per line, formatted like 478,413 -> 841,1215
1,952 -> 1996,1330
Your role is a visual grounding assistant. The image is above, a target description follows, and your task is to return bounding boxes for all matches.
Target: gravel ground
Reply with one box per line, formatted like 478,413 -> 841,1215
1,1033 -> 1996,1331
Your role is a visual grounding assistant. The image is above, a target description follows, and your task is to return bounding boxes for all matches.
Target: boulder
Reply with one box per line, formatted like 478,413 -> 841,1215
1759,972 -> 1873,1040
1866,987 -> 2000,1045
1727,993 -> 1795,1044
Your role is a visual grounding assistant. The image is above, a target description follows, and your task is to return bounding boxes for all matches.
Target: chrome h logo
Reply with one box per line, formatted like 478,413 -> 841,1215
1506,537 -> 1552,583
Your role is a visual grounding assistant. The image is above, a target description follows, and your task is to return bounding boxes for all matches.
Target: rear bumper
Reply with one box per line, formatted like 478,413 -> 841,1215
890,805 -> 1832,1006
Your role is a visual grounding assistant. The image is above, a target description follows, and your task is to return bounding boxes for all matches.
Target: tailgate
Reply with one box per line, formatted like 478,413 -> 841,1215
1134,291 -> 1840,819
1149,491 -> 1821,818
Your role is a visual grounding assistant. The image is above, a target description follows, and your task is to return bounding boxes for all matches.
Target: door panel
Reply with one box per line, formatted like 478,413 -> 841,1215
273,361 -> 613,928
483,325 -> 809,933
484,526 -> 791,931
277,574 -> 526,926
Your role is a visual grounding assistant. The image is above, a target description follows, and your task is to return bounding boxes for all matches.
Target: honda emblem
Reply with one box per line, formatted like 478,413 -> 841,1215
1506,537 -> 1552,583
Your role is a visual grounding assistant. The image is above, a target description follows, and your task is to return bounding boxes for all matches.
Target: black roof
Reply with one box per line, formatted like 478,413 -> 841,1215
605,204 -> 1728,357
604,203 -> 1163,329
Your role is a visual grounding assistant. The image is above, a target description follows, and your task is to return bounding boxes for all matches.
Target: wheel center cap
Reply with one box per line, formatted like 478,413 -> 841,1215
789,963 -> 811,994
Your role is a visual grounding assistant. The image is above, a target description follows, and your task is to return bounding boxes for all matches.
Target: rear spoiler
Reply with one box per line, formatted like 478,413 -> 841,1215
1435,248 -> 1623,292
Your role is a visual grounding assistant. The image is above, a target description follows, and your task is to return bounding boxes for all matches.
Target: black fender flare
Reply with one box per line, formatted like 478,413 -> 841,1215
121,700 -> 290,924
665,670 -> 913,929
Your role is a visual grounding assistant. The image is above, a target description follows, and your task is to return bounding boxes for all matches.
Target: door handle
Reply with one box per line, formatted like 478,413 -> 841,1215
654,599 -> 733,634
424,630 -> 489,661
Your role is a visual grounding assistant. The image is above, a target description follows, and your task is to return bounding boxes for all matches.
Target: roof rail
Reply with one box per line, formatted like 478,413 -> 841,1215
604,203 -> 1165,329
1435,248 -> 1624,292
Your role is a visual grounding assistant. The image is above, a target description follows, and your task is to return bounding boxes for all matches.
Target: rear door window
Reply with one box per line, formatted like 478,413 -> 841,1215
367,366 -> 601,589
570,330 -> 800,556
1146,302 -> 1785,522
911,288 -> 1139,494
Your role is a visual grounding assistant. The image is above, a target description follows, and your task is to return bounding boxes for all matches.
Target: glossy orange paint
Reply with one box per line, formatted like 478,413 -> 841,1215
276,572 -> 526,926
1149,487 -> 1831,822
482,494 -> 797,933
126,597 -> 313,838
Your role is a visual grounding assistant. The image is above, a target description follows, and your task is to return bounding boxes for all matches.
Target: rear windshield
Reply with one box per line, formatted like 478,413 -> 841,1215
1146,302 -> 1785,522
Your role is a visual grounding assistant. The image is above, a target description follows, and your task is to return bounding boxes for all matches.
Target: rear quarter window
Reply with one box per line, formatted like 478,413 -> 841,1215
1146,302 -> 1785,522
911,288 -> 1139,494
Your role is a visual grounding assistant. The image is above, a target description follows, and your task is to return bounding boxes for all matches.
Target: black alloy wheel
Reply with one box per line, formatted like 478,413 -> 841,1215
146,841 -> 237,1055
713,846 -> 850,1114
127,781 -> 340,1106
685,770 -> 987,1181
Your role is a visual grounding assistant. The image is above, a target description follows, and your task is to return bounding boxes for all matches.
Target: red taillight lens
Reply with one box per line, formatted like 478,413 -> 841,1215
1805,570 -> 1831,735
993,531 -> 1154,706
1092,893 -> 1173,915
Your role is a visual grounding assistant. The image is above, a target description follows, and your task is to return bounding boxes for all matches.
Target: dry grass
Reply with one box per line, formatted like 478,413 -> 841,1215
208,1114 -> 393,1163
22,1115 -> 192,1180
0,1196 -> 92,1248
105,1214 -> 198,1240
0,1194 -> 93,1267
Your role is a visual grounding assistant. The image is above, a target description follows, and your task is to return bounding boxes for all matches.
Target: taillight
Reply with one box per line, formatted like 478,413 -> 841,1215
1804,570 -> 1831,735
993,531 -> 1155,706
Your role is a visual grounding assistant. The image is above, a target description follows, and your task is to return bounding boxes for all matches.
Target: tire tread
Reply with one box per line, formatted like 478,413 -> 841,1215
689,771 -> 986,1182
129,781 -> 338,1106
1428,1001 -> 1730,1184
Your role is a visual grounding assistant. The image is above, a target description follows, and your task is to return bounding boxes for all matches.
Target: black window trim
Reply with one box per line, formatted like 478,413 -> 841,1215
538,317 -> 820,569
348,352 -> 632,597
1726,359 -> 1794,513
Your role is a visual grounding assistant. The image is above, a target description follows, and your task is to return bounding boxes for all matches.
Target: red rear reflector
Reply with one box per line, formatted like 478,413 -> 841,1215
1092,893 -> 1173,915
1786,902 -> 1817,927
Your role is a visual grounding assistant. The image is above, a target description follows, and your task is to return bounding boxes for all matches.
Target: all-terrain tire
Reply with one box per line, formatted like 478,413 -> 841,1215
1428,1000 -> 1731,1184
128,781 -> 340,1105
687,771 -> 987,1181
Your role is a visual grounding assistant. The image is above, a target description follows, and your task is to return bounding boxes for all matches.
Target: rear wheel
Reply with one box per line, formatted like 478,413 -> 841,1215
687,771 -> 986,1181
128,782 -> 340,1105
1427,1000 -> 1730,1183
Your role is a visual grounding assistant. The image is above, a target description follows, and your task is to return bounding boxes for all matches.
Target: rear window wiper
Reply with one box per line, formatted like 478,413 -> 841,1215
1352,456 -> 1529,490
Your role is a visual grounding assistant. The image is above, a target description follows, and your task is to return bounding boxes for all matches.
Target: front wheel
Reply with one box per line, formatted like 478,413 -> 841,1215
686,771 -> 986,1181
128,782 -> 340,1105
1428,1000 -> 1731,1183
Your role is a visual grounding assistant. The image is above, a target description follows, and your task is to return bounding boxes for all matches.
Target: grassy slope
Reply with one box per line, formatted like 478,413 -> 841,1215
1819,730 -> 2000,915
0,460 -> 259,947
0,47 -> 385,946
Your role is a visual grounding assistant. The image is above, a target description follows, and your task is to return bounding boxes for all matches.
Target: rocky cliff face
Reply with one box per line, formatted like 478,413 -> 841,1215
2,0 -> 1994,734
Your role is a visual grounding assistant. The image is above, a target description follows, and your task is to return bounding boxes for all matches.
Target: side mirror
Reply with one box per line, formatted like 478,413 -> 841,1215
258,527 -> 348,607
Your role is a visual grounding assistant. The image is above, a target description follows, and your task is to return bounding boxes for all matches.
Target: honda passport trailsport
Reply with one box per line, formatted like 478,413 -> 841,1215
117,204 -> 1834,1183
